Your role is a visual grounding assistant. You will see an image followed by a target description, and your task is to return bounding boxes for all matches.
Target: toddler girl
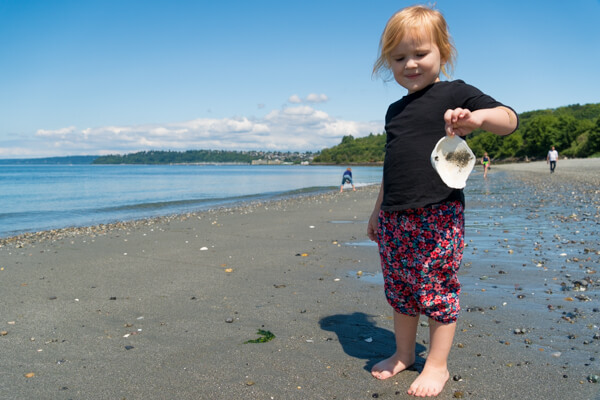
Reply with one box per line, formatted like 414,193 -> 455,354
367,5 -> 518,397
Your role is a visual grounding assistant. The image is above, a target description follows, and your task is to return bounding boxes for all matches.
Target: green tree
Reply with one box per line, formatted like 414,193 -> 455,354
585,117 -> 600,156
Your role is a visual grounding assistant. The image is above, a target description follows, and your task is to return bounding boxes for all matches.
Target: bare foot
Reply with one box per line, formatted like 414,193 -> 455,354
407,365 -> 449,397
371,353 -> 414,380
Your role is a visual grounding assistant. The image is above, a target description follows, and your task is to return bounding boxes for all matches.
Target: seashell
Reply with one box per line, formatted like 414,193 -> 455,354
430,135 -> 476,189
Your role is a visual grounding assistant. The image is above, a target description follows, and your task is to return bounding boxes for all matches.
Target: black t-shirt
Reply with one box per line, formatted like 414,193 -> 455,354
381,80 -> 512,211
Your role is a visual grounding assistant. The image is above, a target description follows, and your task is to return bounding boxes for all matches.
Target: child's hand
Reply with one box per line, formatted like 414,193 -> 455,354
367,210 -> 379,242
444,107 -> 482,137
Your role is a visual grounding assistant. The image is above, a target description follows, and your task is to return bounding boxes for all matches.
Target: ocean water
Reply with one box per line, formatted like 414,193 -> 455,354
0,164 -> 383,238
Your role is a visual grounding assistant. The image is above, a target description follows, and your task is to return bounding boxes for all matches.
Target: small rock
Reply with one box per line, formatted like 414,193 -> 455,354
453,391 -> 464,398
225,317 -> 234,323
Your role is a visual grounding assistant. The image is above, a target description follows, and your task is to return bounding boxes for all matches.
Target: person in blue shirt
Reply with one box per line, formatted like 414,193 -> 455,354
340,168 -> 356,192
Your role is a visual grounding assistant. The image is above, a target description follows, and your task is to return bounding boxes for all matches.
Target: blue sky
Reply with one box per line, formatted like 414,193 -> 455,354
1,0 -> 599,158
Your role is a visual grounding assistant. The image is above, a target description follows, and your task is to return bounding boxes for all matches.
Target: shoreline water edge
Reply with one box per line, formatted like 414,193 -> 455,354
0,159 -> 599,399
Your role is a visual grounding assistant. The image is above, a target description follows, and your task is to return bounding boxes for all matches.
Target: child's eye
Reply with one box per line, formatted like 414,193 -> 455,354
394,57 -> 405,62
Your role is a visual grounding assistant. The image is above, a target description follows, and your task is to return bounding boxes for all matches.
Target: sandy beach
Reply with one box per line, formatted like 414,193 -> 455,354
1,159 -> 599,399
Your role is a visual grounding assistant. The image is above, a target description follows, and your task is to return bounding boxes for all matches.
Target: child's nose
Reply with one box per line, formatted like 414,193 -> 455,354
405,57 -> 418,69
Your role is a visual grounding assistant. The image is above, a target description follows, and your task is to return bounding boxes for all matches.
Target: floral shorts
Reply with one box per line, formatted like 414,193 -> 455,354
377,201 -> 464,324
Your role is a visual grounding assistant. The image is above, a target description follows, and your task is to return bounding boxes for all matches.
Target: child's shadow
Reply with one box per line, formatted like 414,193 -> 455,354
319,312 -> 426,373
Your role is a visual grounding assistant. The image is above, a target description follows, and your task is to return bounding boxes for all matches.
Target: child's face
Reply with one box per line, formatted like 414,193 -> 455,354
389,30 -> 442,94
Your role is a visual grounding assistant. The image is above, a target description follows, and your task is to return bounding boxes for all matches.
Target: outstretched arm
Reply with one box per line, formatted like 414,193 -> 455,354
444,106 -> 517,137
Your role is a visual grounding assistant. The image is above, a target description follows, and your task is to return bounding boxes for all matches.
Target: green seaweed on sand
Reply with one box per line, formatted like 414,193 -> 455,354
244,329 -> 275,344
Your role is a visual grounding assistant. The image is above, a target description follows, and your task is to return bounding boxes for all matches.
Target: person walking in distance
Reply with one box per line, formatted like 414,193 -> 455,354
547,146 -> 558,173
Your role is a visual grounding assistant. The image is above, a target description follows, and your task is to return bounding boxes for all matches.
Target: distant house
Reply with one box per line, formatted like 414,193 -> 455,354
251,159 -> 282,165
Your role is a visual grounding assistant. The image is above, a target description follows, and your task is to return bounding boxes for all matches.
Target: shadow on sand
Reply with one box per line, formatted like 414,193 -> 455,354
319,312 -> 426,373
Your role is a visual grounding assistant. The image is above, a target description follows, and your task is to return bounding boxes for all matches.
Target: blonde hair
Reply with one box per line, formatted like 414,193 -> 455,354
373,5 -> 456,81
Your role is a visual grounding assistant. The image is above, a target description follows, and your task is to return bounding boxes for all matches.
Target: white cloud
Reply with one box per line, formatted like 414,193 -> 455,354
288,94 -> 302,103
36,126 -> 77,138
3,100 -> 382,158
288,93 -> 329,104
305,93 -> 329,103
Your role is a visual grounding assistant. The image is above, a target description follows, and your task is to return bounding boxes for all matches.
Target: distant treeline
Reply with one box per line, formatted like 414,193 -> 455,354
94,150 -> 255,164
0,155 -> 99,165
314,133 -> 386,164
313,103 -> 600,164
92,150 -> 314,164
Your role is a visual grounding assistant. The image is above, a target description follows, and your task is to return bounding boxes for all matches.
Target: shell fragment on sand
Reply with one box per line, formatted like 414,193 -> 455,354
430,135 -> 476,189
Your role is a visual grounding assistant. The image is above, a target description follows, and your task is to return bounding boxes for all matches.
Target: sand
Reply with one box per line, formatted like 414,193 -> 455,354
1,159 -> 599,400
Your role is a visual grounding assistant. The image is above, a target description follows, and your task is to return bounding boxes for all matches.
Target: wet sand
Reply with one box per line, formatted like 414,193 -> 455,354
1,159 -> 599,399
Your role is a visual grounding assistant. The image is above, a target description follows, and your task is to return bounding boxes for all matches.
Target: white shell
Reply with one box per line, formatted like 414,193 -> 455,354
430,135 -> 476,189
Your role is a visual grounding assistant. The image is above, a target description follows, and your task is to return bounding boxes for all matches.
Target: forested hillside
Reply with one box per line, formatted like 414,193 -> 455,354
313,103 -> 600,164
93,150 -> 313,164
94,150 -> 255,164
314,133 -> 386,164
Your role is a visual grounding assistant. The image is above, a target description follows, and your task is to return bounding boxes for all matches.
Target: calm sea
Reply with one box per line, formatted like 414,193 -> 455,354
0,164 -> 383,238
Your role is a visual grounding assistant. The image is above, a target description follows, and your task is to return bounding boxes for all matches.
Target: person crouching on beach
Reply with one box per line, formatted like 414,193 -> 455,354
367,5 -> 518,397
340,167 -> 356,192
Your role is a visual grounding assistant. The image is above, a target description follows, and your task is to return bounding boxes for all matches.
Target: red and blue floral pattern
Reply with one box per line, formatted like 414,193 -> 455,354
377,201 -> 464,324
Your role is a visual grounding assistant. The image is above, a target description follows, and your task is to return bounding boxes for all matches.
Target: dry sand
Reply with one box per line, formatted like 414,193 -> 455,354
1,159 -> 599,399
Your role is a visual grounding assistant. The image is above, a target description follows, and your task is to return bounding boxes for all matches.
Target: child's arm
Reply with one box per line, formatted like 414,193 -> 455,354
444,106 -> 517,137
367,180 -> 384,242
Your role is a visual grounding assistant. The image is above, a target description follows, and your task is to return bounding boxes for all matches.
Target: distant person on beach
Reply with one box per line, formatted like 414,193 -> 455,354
367,5 -> 518,397
482,152 -> 491,178
340,167 -> 356,192
547,146 -> 558,173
